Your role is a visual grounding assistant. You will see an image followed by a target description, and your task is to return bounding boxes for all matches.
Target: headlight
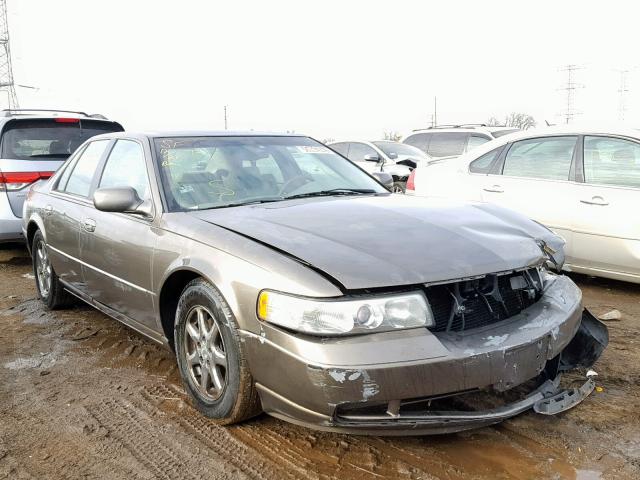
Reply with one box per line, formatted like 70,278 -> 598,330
257,290 -> 434,336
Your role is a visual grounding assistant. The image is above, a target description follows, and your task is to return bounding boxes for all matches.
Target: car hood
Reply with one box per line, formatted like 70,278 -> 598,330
192,195 -> 564,290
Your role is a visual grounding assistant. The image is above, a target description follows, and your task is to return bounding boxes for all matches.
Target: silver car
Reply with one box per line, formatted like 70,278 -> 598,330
22,131 -> 608,435
0,109 -> 123,243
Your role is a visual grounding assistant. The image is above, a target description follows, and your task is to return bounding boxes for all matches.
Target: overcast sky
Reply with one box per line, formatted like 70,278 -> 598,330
7,0 -> 640,140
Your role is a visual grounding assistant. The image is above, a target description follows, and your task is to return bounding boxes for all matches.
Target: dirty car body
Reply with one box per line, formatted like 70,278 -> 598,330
22,131 -> 608,435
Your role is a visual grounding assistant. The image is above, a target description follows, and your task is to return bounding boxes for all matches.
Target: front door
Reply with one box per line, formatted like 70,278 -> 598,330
80,139 -> 158,329
571,135 -> 640,278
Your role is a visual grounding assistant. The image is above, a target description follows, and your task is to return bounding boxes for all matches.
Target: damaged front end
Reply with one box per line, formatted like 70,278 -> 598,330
333,309 -> 608,434
245,273 -> 609,436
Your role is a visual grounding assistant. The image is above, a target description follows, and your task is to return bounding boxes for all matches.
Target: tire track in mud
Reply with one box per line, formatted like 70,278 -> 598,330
87,398 -> 230,480
142,383 -> 300,480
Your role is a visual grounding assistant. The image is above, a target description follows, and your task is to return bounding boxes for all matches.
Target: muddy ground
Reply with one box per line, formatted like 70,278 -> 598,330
1,244 -> 639,480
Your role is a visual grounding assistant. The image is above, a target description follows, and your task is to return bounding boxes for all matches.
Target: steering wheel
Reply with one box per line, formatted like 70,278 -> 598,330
278,174 -> 313,196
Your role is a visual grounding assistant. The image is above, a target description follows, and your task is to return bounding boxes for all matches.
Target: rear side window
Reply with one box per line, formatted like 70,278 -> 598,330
99,140 -> 150,200
403,133 -> 431,153
502,136 -> 577,181
63,140 -> 110,197
427,133 -> 469,157
469,148 -> 502,174
584,136 -> 640,189
0,119 -> 123,160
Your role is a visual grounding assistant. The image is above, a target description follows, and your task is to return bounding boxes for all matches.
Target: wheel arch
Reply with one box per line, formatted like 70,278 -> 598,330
157,263 -> 242,351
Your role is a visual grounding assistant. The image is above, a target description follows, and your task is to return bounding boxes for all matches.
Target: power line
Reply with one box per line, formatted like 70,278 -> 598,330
616,69 -> 630,121
0,0 -> 18,109
558,64 -> 584,124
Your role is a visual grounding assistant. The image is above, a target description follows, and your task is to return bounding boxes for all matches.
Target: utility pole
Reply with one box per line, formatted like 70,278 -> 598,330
0,0 -> 18,109
223,105 -> 228,130
559,64 -> 584,124
616,69 -> 630,122
431,96 -> 437,127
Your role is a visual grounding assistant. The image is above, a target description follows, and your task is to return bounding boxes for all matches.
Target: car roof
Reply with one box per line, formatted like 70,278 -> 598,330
88,130 -> 307,141
450,123 -> 640,164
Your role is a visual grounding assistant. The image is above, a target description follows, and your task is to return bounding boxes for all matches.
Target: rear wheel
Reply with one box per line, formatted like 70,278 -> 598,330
175,278 -> 261,424
32,230 -> 73,310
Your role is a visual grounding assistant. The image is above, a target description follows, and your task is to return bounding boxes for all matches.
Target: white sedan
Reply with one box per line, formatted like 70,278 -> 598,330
407,125 -> 640,284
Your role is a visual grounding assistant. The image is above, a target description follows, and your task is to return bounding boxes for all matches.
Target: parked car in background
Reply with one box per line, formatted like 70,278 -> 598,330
407,125 -> 640,284
23,130 -> 607,435
0,109 -> 123,243
402,124 -> 519,159
329,140 -> 429,192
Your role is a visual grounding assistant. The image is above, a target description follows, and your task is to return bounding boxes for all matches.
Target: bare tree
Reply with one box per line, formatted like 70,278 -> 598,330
486,113 -> 537,130
383,131 -> 402,141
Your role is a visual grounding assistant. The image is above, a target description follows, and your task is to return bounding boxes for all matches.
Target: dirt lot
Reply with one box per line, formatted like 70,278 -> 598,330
1,244 -> 639,480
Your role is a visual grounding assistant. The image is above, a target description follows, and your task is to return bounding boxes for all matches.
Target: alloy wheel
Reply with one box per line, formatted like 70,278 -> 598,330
35,240 -> 52,298
183,305 -> 228,401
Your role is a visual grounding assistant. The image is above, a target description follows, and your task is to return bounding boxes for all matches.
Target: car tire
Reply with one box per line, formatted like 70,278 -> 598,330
174,278 -> 261,424
31,230 -> 74,310
392,181 -> 406,193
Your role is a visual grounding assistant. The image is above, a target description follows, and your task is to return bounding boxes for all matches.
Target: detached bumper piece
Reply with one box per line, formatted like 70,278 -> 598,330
334,310 -> 609,436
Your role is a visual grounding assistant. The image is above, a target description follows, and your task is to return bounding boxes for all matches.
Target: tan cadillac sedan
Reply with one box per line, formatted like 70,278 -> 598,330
22,131 -> 608,435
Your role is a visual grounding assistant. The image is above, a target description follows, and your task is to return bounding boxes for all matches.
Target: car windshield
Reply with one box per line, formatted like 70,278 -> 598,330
372,141 -> 427,159
154,136 -> 388,211
1,119 -> 122,160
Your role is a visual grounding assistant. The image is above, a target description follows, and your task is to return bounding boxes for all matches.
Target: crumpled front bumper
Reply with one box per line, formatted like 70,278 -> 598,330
242,275 -> 608,435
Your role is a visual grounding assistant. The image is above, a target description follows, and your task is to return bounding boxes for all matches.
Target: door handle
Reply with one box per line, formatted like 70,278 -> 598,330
44,205 -> 54,216
580,196 -> 609,206
483,185 -> 504,193
82,218 -> 96,232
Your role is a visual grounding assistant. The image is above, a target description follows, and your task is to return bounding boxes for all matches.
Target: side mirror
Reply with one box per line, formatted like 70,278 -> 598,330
93,187 -> 150,216
388,152 -> 398,159
363,153 -> 380,162
371,172 -> 393,190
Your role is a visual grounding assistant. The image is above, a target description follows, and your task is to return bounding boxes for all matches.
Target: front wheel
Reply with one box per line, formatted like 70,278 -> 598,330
174,278 -> 261,424
31,230 -> 73,310
392,181 -> 406,193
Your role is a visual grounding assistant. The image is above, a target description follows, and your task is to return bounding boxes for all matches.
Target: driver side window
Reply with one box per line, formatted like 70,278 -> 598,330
99,140 -> 150,201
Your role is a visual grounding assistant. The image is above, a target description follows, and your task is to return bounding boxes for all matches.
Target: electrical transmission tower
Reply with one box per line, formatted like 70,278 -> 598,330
559,64 -> 584,124
0,0 -> 18,109
616,69 -> 630,121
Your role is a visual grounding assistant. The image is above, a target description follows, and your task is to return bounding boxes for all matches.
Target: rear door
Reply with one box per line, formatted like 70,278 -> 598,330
571,135 -> 640,277
80,138 -> 158,329
0,118 -> 123,219
45,139 -> 112,293
479,135 -> 578,261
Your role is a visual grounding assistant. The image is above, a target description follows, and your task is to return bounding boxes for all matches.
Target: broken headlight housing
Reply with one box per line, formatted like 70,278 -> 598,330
257,290 -> 434,336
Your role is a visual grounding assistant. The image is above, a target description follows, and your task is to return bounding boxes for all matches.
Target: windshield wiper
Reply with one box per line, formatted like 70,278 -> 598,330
29,153 -> 70,158
284,188 -> 378,200
198,197 -> 284,210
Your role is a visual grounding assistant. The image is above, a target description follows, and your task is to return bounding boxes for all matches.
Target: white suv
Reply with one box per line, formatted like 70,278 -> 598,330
402,124 -> 518,159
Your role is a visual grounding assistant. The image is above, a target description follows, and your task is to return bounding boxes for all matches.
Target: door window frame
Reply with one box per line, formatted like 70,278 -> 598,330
92,137 -> 158,221
494,135 -> 580,184
578,133 -> 640,191
51,139 -> 114,204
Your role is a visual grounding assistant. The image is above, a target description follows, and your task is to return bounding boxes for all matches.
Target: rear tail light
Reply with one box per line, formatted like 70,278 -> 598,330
406,169 -> 416,191
54,118 -> 80,123
0,171 -> 54,191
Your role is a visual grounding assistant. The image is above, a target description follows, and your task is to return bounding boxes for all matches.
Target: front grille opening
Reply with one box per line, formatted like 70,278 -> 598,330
426,268 -> 542,333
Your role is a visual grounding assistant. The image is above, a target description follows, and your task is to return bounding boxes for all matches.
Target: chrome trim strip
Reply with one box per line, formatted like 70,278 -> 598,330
48,244 -> 155,296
